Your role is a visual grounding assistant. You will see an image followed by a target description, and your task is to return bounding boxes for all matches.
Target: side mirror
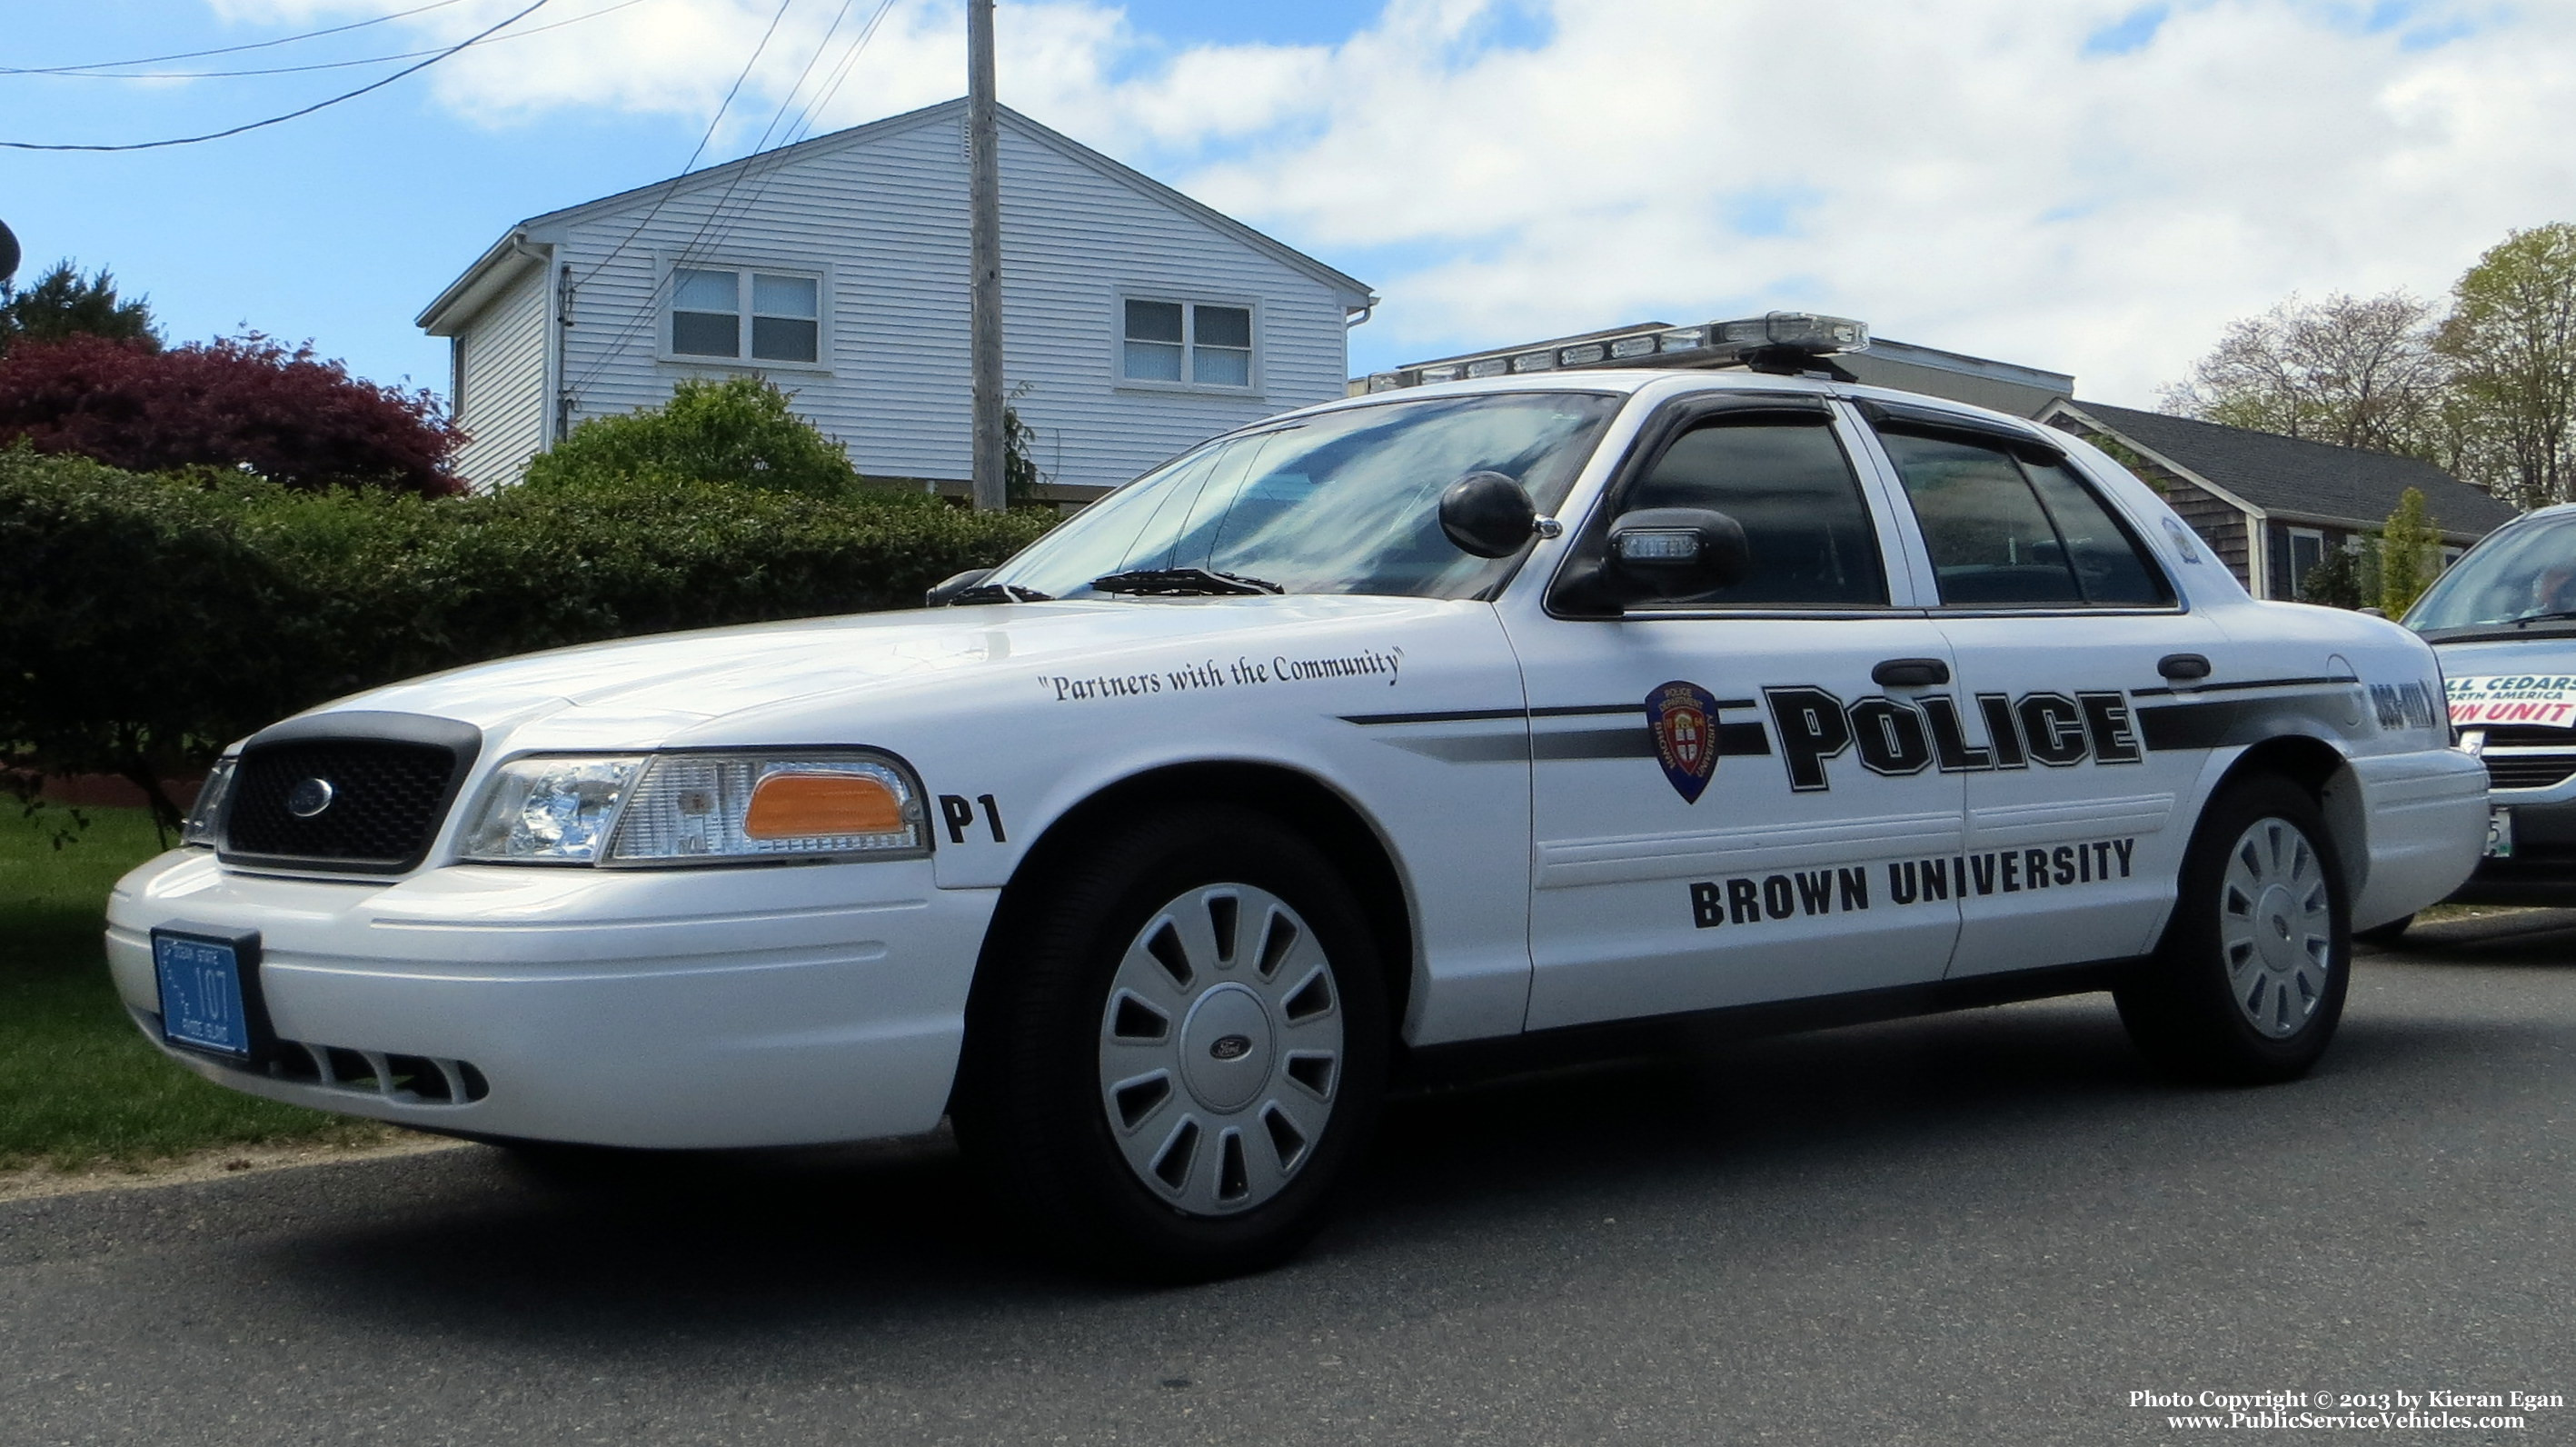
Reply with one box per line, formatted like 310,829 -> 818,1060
1606,507 -> 1749,597
1438,471 -> 1539,559
925,568 -> 992,607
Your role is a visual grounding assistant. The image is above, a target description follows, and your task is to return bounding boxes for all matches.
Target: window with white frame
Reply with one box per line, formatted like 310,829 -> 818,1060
670,265 -> 822,364
2287,525 -> 2326,596
1122,298 -> 1253,387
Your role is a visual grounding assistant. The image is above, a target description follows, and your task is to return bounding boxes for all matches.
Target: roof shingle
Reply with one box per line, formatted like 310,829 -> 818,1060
2058,400 -> 2519,536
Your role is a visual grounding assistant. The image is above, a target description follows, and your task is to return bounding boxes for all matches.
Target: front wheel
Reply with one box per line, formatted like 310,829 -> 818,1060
952,805 -> 1389,1281
2116,774 -> 2351,1084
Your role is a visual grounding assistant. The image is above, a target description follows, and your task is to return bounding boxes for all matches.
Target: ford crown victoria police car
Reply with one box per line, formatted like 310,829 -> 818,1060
111,315 -> 2487,1278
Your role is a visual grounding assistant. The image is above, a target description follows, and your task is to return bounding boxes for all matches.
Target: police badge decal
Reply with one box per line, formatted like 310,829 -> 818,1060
1647,680 -> 1721,803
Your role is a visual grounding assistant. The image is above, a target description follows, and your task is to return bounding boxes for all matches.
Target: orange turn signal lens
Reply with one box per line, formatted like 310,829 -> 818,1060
743,772 -> 905,839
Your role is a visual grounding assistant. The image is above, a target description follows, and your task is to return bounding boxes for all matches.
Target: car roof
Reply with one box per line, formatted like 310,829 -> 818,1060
1261,369 -> 2048,435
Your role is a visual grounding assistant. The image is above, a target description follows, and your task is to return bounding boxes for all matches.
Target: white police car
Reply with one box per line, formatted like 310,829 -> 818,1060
112,315 -> 2487,1278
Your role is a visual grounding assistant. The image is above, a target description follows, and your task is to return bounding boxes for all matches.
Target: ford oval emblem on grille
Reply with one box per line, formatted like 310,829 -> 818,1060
1208,1033 -> 1253,1062
285,776 -> 336,818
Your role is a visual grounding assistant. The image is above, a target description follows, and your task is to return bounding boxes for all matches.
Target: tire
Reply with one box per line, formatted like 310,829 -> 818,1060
2353,913 -> 2413,947
951,804 -> 1390,1282
2116,773 -> 2352,1084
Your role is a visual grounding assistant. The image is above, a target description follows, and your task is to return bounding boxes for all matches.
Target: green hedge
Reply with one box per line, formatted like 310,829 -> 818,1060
0,447 -> 1058,823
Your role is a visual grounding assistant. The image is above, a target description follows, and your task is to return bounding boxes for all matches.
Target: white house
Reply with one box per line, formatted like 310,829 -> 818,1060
417,98 -> 1377,496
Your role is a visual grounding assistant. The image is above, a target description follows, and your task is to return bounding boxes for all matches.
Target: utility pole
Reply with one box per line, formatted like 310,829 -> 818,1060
967,0 -> 1007,512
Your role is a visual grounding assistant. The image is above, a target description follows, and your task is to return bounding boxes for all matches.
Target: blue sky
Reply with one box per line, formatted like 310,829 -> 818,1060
3,0 -> 2567,406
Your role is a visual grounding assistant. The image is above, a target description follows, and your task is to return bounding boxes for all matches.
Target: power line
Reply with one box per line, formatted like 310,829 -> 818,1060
566,0 -> 897,395
564,0 -> 826,394
568,0 -> 799,289
0,0 -> 477,75
0,0 -> 552,152
643,0 -> 872,267
8,0 -> 654,81
660,0 -> 892,274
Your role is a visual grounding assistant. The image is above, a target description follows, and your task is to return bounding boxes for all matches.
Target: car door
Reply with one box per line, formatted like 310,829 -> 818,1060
1512,393 -> 1967,1033
1853,400 -> 2227,977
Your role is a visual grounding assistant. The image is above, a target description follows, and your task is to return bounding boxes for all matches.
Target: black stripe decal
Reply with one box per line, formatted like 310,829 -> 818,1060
1348,699 -> 1759,726
2137,691 -> 2357,751
2130,675 -> 2360,699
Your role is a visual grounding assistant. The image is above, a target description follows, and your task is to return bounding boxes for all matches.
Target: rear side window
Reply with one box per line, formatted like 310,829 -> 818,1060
1624,419 -> 1888,606
1878,432 -> 2171,607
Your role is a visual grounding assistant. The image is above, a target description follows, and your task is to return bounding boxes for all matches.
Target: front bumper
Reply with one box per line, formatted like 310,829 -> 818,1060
2344,748 -> 2491,928
2452,788 -> 2576,904
105,851 -> 998,1149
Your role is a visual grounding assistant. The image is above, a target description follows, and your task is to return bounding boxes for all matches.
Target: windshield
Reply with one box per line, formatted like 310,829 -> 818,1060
984,393 -> 1622,599
2406,514 -> 2576,631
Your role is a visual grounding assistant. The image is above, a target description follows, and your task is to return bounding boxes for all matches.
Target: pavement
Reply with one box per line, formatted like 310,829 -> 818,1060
6,911 -> 2576,1446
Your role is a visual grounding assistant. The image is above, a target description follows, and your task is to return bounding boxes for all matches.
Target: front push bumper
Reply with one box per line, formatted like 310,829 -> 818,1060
104,851 -> 999,1149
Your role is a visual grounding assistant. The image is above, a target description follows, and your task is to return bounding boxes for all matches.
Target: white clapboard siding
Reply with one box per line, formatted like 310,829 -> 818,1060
449,263 -> 550,492
436,101 -> 1369,494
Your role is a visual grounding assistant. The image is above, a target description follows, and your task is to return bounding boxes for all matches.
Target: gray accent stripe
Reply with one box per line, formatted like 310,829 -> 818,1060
1532,720 -> 1771,762
1340,707 -> 1526,725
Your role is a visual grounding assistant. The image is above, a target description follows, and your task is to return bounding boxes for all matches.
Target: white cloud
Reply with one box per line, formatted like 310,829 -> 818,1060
212,0 -> 2576,403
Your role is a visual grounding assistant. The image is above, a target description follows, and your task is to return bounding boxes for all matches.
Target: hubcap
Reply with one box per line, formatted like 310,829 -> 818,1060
2218,816 -> 2335,1039
1097,883 -> 1342,1216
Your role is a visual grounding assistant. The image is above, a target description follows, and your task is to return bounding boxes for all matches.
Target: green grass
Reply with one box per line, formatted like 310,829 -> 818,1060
0,804 -> 382,1172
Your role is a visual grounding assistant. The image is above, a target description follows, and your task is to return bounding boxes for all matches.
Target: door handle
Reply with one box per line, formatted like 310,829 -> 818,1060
2157,653 -> 2213,682
1872,657 -> 1951,687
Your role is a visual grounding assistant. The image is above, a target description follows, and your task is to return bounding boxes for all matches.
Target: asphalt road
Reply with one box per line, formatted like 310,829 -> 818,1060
9,913 -> 2576,1447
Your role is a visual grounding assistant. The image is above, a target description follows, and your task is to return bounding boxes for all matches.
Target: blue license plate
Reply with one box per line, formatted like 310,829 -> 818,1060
154,931 -> 255,1059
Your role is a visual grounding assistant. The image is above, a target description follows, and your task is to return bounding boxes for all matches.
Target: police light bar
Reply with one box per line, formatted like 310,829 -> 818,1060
1366,311 -> 1870,393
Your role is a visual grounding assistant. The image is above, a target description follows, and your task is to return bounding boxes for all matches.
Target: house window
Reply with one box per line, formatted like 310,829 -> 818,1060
2287,526 -> 2326,596
670,265 -> 821,364
1122,298 -> 1254,388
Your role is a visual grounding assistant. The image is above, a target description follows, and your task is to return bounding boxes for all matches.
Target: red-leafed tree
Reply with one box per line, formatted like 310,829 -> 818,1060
0,334 -> 464,495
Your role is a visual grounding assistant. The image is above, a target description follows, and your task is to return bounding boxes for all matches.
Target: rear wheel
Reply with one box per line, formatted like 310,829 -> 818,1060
2117,774 -> 2351,1083
952,805 -> 1389,1281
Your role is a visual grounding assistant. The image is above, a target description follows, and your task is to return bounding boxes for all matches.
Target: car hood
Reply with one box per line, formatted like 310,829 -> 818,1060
296,596 -> 1458,743
2430,634 -> 2576,680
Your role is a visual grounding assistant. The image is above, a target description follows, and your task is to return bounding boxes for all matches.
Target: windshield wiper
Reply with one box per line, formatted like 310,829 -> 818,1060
2510,609 -> 2576,627
1089,567 -> 1284,596
949,582 -> 1052,604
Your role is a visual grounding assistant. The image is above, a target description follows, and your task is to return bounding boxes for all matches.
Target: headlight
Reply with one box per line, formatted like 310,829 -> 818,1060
181,756 -> 237,849
459,751 -> 927,866
461,756 -> 646,863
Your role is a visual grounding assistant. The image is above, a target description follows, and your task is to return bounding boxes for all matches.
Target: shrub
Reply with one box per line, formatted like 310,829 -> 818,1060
0,453 -> 320,831
523,375 -> 864,496
0,334 -> 462,496
0,447 -> 1057,828
2295,540 -> 2375,610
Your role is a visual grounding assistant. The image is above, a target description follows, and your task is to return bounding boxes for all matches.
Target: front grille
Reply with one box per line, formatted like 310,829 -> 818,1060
2480,725 -> 2576,747
268,1040 -> 491,1104
142,1006 -> 491,1103
218,713 -> 481,873
2485,753 -> 2576,792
